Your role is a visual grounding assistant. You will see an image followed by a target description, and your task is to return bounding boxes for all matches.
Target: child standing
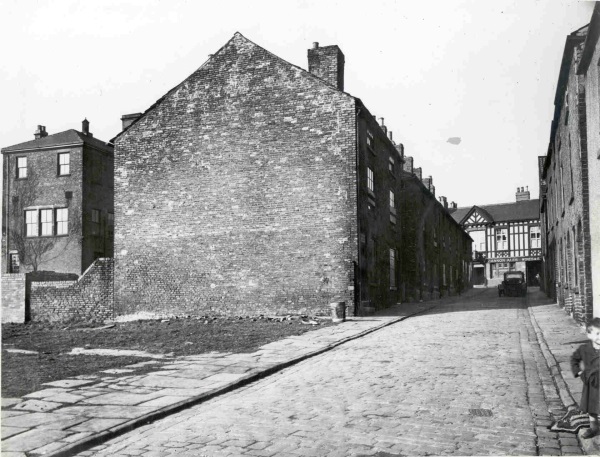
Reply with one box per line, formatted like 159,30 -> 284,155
571,318 -> 600,438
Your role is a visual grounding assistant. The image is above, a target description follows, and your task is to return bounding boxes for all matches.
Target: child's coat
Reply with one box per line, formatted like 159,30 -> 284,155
570,341 -> 600,415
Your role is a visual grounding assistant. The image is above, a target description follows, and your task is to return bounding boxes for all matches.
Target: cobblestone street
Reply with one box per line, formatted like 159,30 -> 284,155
77,289 -> 577,456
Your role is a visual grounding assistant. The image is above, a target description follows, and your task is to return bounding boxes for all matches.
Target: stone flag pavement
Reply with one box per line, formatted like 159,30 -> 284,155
1,287 -> 598,456
1,300 -> 435,457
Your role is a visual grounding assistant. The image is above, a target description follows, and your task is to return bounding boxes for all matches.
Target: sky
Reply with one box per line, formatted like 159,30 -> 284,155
0,0 -> 595,208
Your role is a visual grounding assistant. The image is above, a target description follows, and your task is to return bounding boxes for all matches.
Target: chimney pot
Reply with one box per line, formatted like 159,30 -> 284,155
312,42 -> 319,49
388,131 -> 393,141
379,117 -> 384,126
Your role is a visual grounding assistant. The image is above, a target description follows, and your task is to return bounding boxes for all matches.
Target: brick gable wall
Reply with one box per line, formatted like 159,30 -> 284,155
114,34 -> 357,317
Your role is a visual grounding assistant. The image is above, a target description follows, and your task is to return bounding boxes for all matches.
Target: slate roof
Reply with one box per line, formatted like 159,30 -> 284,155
2,129 -> 112,153
450,199 -> 540,225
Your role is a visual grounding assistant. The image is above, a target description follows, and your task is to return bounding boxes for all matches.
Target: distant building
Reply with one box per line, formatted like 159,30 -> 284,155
539,5 -> 600,323
113,33 -> 471,317
450,188 -> 541,288
1,120 -> 114,275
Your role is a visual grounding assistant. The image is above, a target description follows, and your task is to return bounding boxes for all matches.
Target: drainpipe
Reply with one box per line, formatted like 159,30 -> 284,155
355,105 -> 362,316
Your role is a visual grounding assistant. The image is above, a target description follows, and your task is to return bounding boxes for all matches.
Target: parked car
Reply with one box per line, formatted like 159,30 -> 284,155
498,271 -> 527,297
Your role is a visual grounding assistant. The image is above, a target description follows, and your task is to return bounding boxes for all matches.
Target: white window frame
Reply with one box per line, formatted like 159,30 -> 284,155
530,226 -> 541,249
496,228 -> 508,251
367,167 -> 374,194
25,210 -> 38,237
56,208 -> 69,235
40,209 -> 54,236
58,152 -> 70,176
16,157 -> 27,179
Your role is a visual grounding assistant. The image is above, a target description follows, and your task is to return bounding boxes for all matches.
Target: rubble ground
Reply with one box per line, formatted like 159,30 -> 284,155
1,314 -> 332,398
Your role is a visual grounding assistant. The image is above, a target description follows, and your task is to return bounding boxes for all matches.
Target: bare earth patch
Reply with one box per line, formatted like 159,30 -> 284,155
2,315 -> 332,398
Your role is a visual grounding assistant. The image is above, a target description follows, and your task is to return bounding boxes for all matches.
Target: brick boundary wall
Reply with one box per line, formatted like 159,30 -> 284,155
30,258 -> 114,323
1,274 -> 26,323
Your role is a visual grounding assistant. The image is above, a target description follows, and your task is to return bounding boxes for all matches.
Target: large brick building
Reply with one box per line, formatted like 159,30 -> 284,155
450,188 -> 541,288
540,4 -> 600,323
2,120 -> 114,276
113,33 -> 471,317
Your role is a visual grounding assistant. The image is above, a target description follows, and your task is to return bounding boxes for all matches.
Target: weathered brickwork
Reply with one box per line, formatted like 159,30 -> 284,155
30,258 -> 113,323
114,33 -> 473,317
115,34 -> 358,317
580,5 -> 600,318
1,273 -> 26,323
2,144 -> 84,274
541,22 -> 596,324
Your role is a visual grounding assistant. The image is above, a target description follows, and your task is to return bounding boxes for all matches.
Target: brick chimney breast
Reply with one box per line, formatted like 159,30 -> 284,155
82,118 -> 92,137
516,185 -> 530,202
121,113 -> 143,131
307,43 -> 345,91
414,167 -> 422,180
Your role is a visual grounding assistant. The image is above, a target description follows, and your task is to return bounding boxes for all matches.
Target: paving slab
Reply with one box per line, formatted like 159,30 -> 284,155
2,428 -> 71,452
12,399 -> 64,413
42,379 -> 98,389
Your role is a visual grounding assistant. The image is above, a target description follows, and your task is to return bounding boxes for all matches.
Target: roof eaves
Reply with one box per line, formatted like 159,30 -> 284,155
578,4 -> 600,75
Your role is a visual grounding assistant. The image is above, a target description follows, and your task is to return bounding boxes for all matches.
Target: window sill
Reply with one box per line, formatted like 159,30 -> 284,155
15,177 -> 28,181
57,174 -> 72,177
390,287 -> 397,291
26,234 -> 67,239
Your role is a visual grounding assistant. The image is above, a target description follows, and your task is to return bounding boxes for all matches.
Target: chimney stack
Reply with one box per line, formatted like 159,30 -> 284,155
414,167 -> 422,180
308,43 -> 345,91
395,143 -> 404,160
82,118 -> 92,137
403,156 -> 413,173
34,125 -> 48,139
121,113 -> 143,131
439,196 -> 448,209
450,201 -> 457,209
379,118 -> 387,135
516,185 -> 530,202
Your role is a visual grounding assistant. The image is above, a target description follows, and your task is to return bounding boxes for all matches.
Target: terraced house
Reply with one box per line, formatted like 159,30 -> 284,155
113,33 -> 471,318
540,4 -> 600,323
